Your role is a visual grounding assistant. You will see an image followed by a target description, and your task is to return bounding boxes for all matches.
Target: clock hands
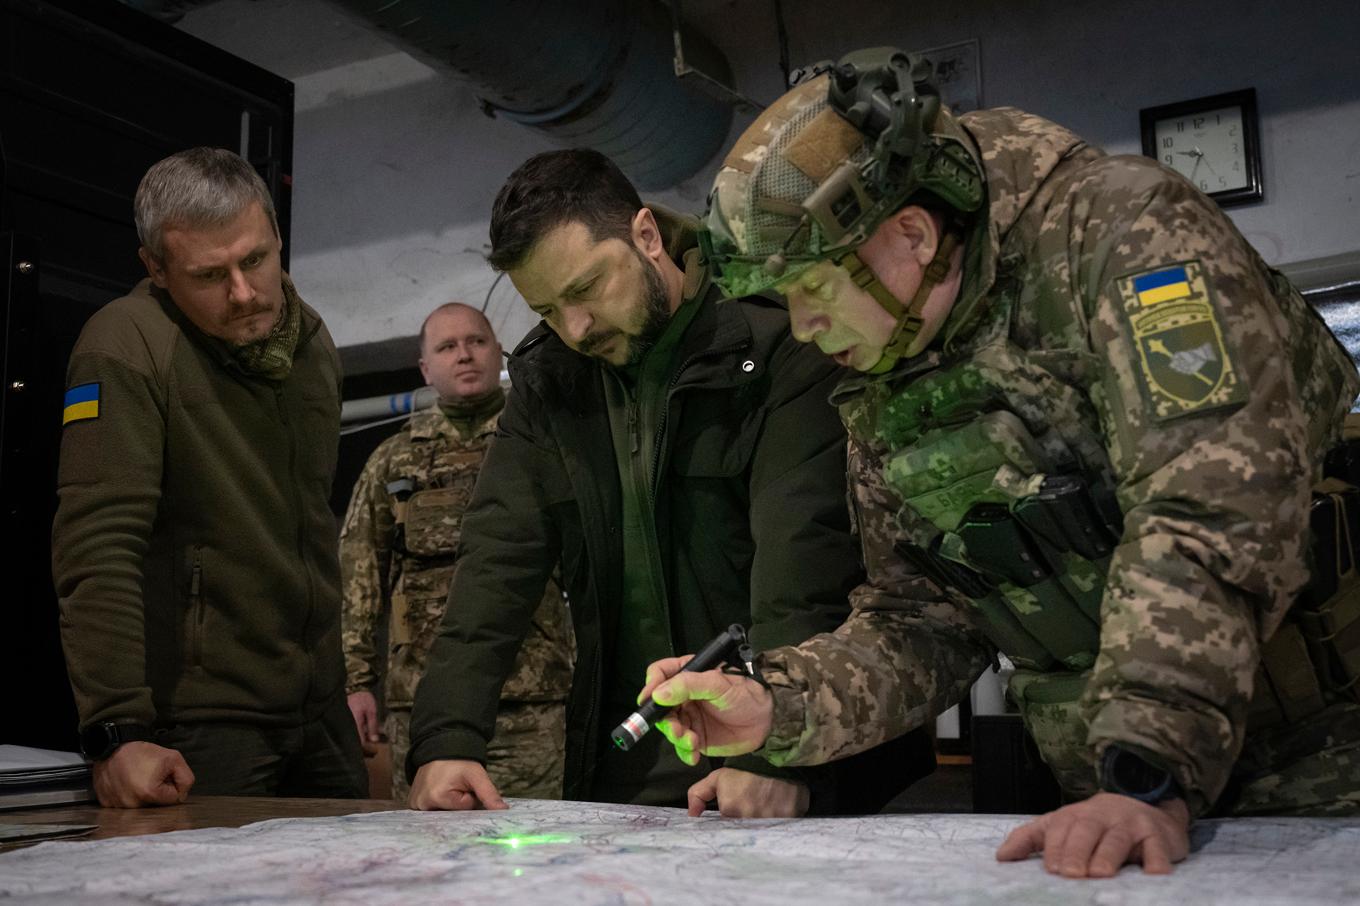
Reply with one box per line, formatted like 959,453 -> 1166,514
1173,147 -> 1216,182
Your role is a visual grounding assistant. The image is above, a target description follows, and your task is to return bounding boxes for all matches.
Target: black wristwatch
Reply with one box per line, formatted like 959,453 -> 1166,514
79,721 -> 154,761
1099,745 -> 1183,805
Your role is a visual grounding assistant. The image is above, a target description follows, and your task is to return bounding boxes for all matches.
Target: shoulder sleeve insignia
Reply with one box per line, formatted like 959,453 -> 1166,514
1116,260 -> 1247,422
62,382 -> 101,425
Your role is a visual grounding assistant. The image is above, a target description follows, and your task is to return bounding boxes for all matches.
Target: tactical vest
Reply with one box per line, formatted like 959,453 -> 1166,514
860,339 -> 1360,796
383,436 -> 487,707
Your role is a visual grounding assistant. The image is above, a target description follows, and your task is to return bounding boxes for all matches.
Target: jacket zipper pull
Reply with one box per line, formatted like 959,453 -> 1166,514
628,402 -> 640,454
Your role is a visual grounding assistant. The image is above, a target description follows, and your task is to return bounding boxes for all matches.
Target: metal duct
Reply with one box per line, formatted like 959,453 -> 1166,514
328,0 -> 735,189
116,0 -> 219,24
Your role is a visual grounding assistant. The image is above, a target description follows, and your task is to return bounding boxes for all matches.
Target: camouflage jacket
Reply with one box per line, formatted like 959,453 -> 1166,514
757,107 -> 1360,815
340,399 -> 574,710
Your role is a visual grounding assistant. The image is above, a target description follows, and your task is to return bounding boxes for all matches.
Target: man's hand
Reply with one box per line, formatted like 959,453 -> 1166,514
91,742 -> 194,808
995,792 -> 1191,878
346,690 -> 381,756
407,759 -> 507,811
685,767 -> 809,818
638,655 -> 775,765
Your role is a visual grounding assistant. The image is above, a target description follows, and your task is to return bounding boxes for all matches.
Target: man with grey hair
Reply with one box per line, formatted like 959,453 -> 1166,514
52,147 -> 366,807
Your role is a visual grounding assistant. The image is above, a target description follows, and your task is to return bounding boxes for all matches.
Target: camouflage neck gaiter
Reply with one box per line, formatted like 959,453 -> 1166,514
233,280 -> 302,380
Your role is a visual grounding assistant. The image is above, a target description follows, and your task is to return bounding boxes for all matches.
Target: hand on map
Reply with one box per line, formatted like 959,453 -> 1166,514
686,768 -> 810,818
638,655 -> 775,764
408,759 -> 508,811
92,741 -> 194,808
995,792 -> 1191,877
347,690 -> 381,756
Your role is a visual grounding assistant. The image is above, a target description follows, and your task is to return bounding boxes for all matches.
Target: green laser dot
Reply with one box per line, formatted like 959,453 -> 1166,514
475,834 -> 574,848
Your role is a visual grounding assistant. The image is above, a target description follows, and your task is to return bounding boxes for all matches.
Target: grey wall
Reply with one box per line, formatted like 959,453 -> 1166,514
178,0 -> 1360,364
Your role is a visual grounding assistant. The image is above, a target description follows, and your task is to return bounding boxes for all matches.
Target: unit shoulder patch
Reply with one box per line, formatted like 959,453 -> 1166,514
1116,261 -> 1247,422
62,382 -> 101,425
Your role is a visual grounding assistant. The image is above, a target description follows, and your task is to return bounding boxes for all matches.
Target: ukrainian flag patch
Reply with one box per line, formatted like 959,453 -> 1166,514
62,382 -> 101,425
1131,266 -> 1193,306
1117,260 -> 1247,422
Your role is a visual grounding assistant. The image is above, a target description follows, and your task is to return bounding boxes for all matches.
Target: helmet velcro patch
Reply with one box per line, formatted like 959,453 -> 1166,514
784,107 -> 865,184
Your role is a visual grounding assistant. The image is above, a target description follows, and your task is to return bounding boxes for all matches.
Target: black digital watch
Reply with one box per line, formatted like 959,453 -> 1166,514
1099,745 -> 1183,805
79,721 -> 154,761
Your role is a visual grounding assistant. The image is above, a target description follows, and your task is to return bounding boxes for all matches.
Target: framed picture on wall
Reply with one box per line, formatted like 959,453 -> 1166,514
915,39 -> 981,114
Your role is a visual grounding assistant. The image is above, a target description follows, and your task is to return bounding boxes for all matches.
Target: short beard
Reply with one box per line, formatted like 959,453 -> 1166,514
619,249 -> 672,365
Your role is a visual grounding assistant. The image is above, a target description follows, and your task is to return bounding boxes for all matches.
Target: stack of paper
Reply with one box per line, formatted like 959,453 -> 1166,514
0,745 -> 93,810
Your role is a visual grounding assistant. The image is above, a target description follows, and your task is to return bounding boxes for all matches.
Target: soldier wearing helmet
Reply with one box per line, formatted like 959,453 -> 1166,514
638,47 -> 1360,877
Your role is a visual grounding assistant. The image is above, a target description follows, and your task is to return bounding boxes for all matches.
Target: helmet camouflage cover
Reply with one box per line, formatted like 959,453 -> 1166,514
702,47 -> 984,299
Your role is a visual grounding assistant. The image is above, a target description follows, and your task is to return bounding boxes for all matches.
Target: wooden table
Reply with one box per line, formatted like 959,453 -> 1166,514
2,796 -> 398,843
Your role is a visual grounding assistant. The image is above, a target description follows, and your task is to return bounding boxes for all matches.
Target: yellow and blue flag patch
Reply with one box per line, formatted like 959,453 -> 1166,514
1131,266 -> 1193,306
62,382 -> 100,425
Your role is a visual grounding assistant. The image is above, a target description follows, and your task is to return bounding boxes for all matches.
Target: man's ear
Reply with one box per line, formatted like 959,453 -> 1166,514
138,247 -> 168,288
418,357 -> 431,386
889,206 -> 941,268
631,207 -> 665,263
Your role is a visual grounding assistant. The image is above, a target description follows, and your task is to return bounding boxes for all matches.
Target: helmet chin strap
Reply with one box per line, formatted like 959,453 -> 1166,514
837,230 -> 961,374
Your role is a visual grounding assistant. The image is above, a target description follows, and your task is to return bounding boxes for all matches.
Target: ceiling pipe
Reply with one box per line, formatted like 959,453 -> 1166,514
115,0 -> 225,24
326,0 -> 737,189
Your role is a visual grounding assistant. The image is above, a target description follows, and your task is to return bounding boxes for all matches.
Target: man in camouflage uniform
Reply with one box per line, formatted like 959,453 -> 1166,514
639,48 -> 1360,877
341,302 -> 574,802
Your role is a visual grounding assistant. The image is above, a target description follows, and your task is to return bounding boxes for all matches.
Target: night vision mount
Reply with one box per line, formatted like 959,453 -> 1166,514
820,47 -> 984,230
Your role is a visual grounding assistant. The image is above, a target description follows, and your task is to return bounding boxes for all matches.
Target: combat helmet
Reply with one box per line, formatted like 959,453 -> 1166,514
701,47 -> 985,372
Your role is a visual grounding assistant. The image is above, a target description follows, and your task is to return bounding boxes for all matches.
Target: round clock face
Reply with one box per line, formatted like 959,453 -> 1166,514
1153,105 -> 1252,194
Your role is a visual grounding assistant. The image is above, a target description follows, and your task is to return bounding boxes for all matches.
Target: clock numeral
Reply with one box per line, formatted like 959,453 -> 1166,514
1199,179 -> 1209,191
1232,142 -> 1239,153
1193,116 -> 1205,129
1229,125 -> 1237,136
1164,154 -> 1174,164
1232,160 -> 1240,171
1162,137 -> 1174,148
1218,176 -> 1227,187
1176,120 -> 1185,133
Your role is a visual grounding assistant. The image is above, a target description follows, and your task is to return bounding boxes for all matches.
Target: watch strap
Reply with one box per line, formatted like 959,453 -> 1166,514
80,721 -> 155,761
1099,745 -> 1183,805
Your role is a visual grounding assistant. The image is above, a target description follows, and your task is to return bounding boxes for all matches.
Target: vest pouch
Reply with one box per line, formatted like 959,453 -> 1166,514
1300,585 -> 1360,703
885,410 -> 1047,532
968,589 -> 1057,672
995,581 -> 1098,671
1007,668 -> 1098,798
1255,621 -> 1326,722
390,592 -> 412,646
1297,485 -> 1360,704
402,486 -> 467,557
1012,473 -> 1122,627
950,506 -> 1100,671
387,594 -> 448,709
1250,483 -> 1360,733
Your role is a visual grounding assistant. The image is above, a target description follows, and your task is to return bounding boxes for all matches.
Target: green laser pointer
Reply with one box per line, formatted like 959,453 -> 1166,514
610,624 -> 754,751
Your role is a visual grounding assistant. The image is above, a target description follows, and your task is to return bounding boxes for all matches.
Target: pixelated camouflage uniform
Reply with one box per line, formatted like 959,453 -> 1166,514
341,397 -> 575,801
757,107 -> 1360,817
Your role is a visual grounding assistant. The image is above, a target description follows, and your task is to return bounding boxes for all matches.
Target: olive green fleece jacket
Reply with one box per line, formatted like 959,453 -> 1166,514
52,276 -> 346,731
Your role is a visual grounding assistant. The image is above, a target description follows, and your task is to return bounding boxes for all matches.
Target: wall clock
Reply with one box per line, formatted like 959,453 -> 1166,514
1140,88 -> 1263,207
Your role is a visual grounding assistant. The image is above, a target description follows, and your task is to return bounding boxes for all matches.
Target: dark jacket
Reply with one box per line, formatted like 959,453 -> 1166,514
52,277 -> 346,731
410,265 -> 934,811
